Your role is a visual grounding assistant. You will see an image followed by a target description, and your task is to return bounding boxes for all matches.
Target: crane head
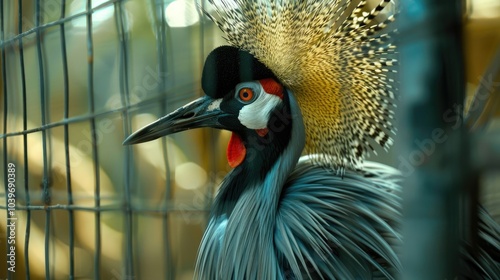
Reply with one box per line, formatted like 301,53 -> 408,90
206,1 -> 398,171
123,46 -> 302,169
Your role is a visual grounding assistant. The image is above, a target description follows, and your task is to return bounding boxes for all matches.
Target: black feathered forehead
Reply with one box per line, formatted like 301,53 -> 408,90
201,46 -> 277,98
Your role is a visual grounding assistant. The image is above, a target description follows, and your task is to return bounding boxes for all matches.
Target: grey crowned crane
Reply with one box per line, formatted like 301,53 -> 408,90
124,1 -> 500,279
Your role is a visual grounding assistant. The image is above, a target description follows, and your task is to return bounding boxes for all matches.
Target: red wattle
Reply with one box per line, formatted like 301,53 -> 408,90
259,78 -> 284,99
227,133 -> 246,168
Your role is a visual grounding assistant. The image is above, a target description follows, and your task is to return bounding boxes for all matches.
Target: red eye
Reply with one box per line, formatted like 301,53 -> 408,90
238,88 -> 254,102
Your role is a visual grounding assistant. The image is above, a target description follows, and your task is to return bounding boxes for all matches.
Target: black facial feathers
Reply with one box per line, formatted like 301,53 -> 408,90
201,46 -> 277,98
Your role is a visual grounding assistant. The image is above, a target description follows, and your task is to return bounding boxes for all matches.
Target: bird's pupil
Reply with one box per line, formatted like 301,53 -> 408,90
239,88 -> 253,102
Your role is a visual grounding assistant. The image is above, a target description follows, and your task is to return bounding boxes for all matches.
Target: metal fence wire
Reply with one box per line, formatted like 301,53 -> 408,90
0,0 -> 230,279
0,0 -> 499,280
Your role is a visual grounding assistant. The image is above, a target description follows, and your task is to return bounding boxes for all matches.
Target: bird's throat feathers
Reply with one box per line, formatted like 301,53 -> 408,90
227,129 -> 272,168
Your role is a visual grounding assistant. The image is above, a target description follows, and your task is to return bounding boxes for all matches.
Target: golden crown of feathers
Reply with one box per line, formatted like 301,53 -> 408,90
205,0 -> 398,170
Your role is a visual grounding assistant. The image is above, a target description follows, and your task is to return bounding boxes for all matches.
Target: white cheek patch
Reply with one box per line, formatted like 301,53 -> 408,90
238,93 -> 282,129
207,98 -> 222,111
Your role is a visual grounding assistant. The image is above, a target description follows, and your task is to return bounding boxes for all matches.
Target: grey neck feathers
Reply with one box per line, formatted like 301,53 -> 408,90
260,89 -> 305,208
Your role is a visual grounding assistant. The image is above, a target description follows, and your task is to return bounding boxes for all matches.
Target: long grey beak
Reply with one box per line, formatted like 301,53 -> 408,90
123,96 -> 226,145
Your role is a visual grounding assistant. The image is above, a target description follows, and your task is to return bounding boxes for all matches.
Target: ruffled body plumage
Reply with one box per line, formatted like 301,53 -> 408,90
197,160 -> 402,279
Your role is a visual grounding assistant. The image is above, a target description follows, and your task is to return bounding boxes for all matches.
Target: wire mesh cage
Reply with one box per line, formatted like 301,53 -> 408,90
0,0 -> 232,279
0,0 -> 499,279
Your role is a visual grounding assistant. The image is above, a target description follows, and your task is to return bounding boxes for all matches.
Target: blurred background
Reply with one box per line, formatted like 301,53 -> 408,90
0,0 -> 498,279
